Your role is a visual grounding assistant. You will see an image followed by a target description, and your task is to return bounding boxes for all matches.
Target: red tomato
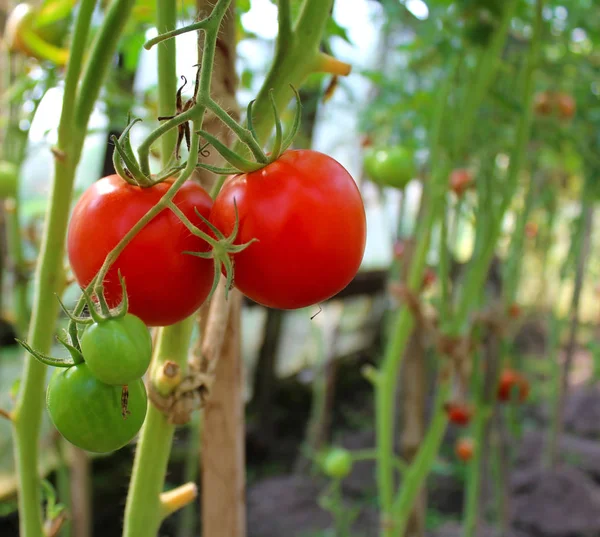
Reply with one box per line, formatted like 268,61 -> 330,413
444,402 -> 472,426
68,175 -> 214,326
556,93 -> 576,119
449,169 -> 473,197
393,239 -> 407,260
525,222 -> 538,239
455,438 -> 474,462
533,92 -> 553,116
497,369 -> 529,403
508,303 -> 521,319
210,150 -> 366,309
422,267 -> 437,290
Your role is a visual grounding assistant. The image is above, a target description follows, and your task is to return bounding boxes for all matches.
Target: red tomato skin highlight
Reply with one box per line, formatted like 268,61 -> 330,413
67,175 -> 214,327
210,150 -> 367,309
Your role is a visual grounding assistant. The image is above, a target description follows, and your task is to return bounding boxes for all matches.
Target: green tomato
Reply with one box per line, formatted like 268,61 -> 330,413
363,147 -> 415,189
323,448 -> 353,479
80,313 -> 152,385
47,363 -> 147,453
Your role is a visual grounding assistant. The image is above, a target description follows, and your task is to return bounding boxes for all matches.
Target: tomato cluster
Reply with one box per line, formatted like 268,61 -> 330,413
44,313 -> 152,453
69,151 -> 365,316
533,91 -> 576,120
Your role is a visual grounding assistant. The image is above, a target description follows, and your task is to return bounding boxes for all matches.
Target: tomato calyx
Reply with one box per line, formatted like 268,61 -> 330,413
17,273 -> 133,369
195,86 -> 302,176
175,201 -> 257,299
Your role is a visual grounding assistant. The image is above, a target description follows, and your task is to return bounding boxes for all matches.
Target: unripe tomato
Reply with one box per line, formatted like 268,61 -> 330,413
68,175 -> 214,326
323,448 -> 353,479
210,150 -> 366,309
80,314 -> 152,385
47,364 -> 147,453
455,438 -> 474,462
556,93 -> 576,120
533,92 -> 553,116
444,402 -> 472,426
449,169 -> 473,197
363,147 -> 415,189
497,369 -> 529,403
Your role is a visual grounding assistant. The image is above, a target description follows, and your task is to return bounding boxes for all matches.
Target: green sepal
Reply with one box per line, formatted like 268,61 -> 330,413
197,130 -> 263,173
268,89 -> 283,159
281,85 -> 302,152
17,338 -> 78,368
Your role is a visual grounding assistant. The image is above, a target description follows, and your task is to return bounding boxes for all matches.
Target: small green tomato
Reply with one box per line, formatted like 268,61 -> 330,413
46,363 -> 147,453
323,448 -> 353,479
80,313 -> 152,385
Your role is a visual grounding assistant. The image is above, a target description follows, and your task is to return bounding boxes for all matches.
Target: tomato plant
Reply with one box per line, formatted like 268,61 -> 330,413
455,438 -> 474,462
67,175 -> 214,326
444,402 -> 472,426
80,313 -> 152,385
46,364 -> 147,453
210,150 -> 366,309
497,369 -> 529,403
363,146 -> 415,189
322,448 -> 353,479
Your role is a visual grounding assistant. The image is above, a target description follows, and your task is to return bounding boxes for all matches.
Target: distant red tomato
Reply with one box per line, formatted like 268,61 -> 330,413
556,93 -> 576,120
533,92 -> 553,116
449,169 -> 473,197
497,369 -> 529,403
422,267 -> 437,290
393,240 -> 407,260
508,303 -> 522,319
525,222 -> 538,239
455,438 -> 474,462
444,402 -> 473,426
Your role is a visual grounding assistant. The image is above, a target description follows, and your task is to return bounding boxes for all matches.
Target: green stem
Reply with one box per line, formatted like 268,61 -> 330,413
156,0 -> 178,167
462,358 -> 488,537
376,69 -> 453,534
451,0 -> 541,334
11,2 -> 129,535
390,381 -> 450,536
122,318 -> 195,537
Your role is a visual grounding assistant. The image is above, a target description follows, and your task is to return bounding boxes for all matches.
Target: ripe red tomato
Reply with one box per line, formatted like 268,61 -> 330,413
497,369 -> 529,403
556,93 -> 576,119
455,438 -> 474,462
533,92 -> 553,116
68,175 -> 214,326
47,364 -> 147,453
449,169 -> 473,197
210,150 -> 366,309
444,402 -> 472,426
